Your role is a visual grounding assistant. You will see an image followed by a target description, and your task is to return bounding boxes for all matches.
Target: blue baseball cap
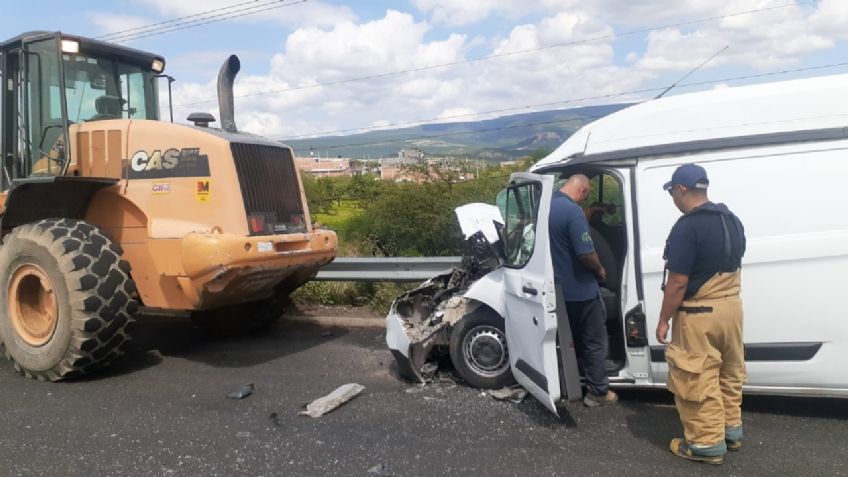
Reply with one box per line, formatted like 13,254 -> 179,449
662,163 -> 709,191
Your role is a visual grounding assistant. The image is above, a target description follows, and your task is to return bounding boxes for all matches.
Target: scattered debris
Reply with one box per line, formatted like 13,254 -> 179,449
320,331 -> 335,337
367,464 -> 392,476
269,412 -> 281,427
420,362 -> 439,380
227,383 -> 255,400
405,384 -> 427,394
487,386 -> 527,404
299,383 -> 365,418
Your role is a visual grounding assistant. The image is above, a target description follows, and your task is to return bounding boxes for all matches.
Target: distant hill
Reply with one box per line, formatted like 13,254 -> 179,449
282,103 -> 632,161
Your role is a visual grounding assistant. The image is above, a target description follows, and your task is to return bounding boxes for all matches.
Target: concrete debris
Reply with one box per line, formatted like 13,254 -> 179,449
299,383 -> 365,418
226,383 -> 254,400
487,386 -> 528,404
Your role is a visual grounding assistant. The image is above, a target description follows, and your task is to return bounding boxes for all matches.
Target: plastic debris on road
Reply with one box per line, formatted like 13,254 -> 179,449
368,463 -> 393,476
269,412 -> 281,427
487,386 -> 528,403
299,383 -> 365,418
227,383 -> 255,400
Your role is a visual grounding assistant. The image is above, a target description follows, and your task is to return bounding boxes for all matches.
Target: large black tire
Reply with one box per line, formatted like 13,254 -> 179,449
0,219 -> 138,381
191,292 -> 290,337
449,307 -> 515,389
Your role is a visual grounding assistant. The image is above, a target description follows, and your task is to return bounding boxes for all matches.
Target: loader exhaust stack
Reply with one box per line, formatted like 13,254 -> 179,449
218,54 -> 241,133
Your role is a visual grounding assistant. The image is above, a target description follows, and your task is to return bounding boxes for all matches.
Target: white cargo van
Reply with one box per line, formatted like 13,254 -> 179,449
386,73 -> 848,413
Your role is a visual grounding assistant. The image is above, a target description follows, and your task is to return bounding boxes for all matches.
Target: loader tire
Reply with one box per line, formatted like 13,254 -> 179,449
0,219 -> 138,381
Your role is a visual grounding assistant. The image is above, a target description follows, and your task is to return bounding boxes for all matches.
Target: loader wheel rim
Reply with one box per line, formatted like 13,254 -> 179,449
462,325 -> 509,378
8,264 -> 59,347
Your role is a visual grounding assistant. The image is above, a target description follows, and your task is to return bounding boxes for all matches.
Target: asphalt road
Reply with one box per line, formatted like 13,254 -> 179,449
1,315 -> 846,477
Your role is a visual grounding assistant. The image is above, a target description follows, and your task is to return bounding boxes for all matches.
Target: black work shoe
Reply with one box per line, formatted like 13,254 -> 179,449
583,390 -> 618,407
669,438 -> 726,465
726,425 -> 743,451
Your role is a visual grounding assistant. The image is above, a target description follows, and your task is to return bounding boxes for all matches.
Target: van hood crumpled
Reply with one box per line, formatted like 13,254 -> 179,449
385,204 -> 504,383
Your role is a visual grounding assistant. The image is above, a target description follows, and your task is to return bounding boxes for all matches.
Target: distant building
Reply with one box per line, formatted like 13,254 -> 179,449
295,156 -> 352,177
398,148 -> 425,161
380,150 -> 423,181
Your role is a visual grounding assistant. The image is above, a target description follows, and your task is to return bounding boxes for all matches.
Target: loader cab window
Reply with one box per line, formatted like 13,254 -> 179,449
22,37 -> 66,177
64,54 -> 158,123
502,181 -> 542,268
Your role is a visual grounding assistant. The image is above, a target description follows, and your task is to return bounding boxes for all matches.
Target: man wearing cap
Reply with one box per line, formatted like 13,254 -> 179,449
656,163 -> 747,465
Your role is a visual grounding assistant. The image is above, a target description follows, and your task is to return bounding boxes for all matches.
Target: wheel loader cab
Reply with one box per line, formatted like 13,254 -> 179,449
0,31 -> 337,381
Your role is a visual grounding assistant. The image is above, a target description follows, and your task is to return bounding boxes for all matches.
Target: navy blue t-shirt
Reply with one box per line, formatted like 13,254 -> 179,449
549,190 -> 599,301
665,202 -> 746,299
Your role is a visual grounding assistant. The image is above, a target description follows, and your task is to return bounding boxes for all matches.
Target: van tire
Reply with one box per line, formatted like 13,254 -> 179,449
0,219 -> 137,381
449,308 -> 515,389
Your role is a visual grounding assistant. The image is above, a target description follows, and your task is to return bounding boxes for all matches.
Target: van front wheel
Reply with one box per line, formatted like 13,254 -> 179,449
449,308 -> 515,389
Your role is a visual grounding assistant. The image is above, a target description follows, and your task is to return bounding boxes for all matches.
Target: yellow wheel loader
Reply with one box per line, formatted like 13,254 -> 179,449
0,32 -> 337,380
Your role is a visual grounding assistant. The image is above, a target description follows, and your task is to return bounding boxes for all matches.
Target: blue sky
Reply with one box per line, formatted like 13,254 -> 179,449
4,1 -> 848,139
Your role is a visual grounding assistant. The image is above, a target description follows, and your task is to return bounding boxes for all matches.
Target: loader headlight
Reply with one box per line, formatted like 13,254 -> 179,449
61,39 -> 79,54
151,59 -> 165,73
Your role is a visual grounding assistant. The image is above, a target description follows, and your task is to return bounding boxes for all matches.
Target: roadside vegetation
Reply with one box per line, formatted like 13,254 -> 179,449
292,151 -> 549,313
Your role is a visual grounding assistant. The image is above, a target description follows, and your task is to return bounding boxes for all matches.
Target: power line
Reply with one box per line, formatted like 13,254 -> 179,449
106,0 -> 308,44
177,0 -> 811,107
279,60 -> 848,141
281,59 -> 848,152
96,0 -> 268,40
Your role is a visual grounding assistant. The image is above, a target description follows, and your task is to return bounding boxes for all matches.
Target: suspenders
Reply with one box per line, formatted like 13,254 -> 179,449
661,204 -> 742,292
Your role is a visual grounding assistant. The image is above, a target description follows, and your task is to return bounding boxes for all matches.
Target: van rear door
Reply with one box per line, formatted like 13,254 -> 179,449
501,172 -> 580,413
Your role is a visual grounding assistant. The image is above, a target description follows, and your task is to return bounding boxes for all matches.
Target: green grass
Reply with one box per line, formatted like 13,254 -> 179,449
312,199 -> 362,231
292,281 -> 416,315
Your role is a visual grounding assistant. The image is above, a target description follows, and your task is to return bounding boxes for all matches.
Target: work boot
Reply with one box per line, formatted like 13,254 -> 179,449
669,438 -> 726,465
725,425 -> 743,451
583,389 -> 618,407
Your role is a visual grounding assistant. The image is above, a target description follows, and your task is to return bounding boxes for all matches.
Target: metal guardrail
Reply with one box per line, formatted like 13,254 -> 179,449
315,257 -> 462,282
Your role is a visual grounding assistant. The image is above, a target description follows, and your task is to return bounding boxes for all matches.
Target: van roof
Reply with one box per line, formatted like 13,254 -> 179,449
532,72 -> 848,170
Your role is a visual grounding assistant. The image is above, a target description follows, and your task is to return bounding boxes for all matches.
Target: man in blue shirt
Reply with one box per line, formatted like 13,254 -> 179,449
549,174 -> 617,407
656,164 -> 746,465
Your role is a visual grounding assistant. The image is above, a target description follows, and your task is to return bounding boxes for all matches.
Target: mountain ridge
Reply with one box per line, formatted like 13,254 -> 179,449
282,103 -> 632,160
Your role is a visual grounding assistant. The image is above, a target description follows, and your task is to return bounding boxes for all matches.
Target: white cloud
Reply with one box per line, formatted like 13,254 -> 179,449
635,1 -> 833,73
163,2 -> 848,142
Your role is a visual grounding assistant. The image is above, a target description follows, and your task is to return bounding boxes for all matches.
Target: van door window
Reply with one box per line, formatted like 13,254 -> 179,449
503,182 -> 542,267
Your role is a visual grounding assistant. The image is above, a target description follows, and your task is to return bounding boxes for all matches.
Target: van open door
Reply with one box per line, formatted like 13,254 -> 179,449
501,172 -> 581,413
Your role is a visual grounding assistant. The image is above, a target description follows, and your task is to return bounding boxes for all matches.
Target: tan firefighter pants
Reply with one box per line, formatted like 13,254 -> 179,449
666,271 -> 746,446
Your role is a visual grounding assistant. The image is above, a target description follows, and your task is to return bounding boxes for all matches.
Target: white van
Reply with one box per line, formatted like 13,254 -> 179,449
386,72 -> 848,413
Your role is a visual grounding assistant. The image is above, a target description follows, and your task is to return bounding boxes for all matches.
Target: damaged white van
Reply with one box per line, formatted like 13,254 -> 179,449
386,72 -> 848,413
